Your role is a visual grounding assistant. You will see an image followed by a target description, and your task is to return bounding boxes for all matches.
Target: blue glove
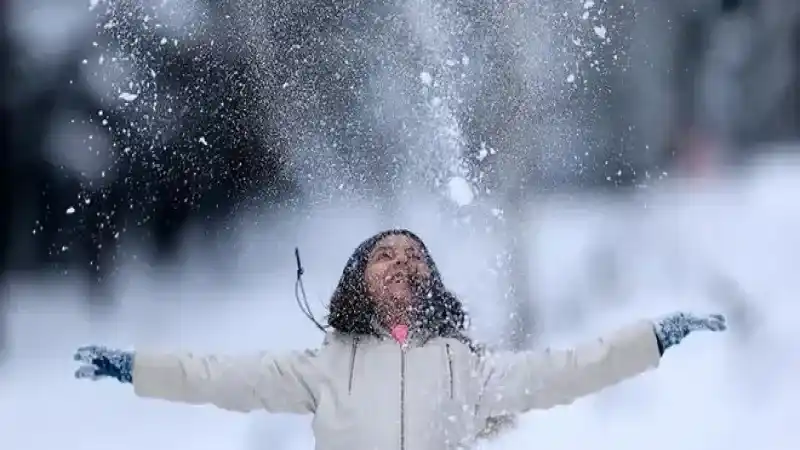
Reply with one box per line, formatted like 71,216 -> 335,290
654,312 -> 727,354
74,345 -> 134,383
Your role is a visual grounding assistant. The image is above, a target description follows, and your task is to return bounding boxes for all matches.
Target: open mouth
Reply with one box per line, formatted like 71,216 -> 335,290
385,272 -> 410,284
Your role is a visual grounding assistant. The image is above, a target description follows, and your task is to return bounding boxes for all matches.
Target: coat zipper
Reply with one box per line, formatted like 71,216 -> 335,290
347,338 -> 358,394
445,343 -> 454,399
399,344 -> 407,450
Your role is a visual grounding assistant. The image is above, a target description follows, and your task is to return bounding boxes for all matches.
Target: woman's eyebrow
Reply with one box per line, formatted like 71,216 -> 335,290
372,245 -> 392,254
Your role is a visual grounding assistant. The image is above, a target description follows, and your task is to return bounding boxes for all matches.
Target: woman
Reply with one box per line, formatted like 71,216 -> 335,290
74,229 -> 726,450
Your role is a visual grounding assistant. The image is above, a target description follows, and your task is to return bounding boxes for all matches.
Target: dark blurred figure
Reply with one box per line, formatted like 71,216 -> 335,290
721,0 -> 744,13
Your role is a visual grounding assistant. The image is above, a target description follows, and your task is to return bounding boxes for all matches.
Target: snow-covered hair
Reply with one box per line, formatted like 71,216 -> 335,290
326,229 -> 469,341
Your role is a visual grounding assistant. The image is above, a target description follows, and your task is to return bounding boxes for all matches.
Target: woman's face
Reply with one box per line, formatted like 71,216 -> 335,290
364,234 -> 432,325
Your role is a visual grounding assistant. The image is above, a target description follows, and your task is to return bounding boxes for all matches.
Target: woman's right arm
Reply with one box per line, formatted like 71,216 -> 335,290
75,346 -> 322,414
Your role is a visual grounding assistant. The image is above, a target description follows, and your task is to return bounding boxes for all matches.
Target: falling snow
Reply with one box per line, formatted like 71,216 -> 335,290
21,0 -> 636,266
447,176 -> 474,207
593,26 -> 607,40
420,71 -> 433,86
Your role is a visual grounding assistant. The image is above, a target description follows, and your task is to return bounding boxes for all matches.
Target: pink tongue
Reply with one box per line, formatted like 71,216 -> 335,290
391,324 -> 409,344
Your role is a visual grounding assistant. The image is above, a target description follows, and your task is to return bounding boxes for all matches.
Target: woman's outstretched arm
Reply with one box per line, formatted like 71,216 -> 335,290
475,312 -> 726,417
74,346 -> 322,414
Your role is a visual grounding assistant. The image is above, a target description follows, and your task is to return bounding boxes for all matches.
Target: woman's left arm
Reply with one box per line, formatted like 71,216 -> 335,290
476,313 -> 725,416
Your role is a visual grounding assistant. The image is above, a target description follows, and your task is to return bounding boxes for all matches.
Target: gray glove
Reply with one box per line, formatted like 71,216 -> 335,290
654,312 -> 727,354
74,345 -> 134,383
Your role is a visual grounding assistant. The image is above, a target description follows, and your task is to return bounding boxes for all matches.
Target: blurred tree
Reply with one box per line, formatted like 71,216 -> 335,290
0,0 -> 302,314
634,0 -> 800,175
0,0 -> 10,362
501,198 -> 537,350
457,25 -> 541,348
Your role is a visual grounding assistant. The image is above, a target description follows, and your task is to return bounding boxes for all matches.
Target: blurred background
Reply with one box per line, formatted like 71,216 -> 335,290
1,0 -> 799,449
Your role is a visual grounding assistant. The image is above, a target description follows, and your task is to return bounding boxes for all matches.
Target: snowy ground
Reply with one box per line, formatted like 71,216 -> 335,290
2,158 -> 799,450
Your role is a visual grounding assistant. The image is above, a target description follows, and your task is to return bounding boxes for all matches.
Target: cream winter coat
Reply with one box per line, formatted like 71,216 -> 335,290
133,320 -> 661,450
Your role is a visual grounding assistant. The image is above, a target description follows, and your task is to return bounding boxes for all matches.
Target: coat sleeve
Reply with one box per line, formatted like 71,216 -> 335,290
132,348 -> 321,414
476,320 -> 661,416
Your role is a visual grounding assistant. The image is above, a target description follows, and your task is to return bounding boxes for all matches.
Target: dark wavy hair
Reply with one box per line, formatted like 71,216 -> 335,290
326,229 -> 469,339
